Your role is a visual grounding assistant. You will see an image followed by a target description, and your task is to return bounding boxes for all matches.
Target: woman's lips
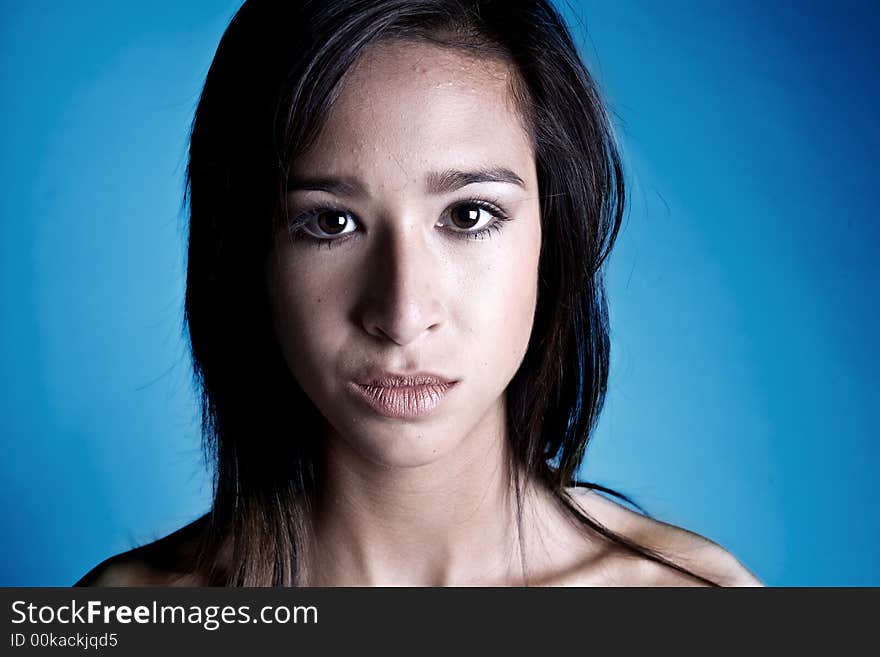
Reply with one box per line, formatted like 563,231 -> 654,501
348,381 -> 457,419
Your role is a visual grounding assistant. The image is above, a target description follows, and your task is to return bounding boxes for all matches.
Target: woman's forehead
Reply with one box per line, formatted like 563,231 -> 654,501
291,40 -> 535,189
350,39 -> 513,89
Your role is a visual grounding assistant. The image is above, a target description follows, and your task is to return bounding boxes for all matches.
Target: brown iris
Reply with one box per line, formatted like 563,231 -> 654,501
450,204 -> 481,229
316,211 -> 349,235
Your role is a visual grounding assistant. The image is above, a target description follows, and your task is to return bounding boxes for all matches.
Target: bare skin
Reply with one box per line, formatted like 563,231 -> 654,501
75,486 -> 760,587
77,41 -> 761,588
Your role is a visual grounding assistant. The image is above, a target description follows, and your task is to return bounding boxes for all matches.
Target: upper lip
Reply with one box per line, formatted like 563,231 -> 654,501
355,371 -> 456,387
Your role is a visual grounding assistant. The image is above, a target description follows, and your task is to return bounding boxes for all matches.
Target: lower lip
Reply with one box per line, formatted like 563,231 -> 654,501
348,382 -> 456,419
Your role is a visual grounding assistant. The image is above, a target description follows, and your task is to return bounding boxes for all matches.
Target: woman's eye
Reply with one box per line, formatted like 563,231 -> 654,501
288,200 -> 510,247
293,209 -> 358,239
444,201 -> 506,234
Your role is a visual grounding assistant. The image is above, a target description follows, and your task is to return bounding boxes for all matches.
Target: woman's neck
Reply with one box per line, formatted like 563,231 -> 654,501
303,400 -> 528,586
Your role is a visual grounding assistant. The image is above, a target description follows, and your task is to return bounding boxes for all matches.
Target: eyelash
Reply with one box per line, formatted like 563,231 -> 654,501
285,198 -> 511,250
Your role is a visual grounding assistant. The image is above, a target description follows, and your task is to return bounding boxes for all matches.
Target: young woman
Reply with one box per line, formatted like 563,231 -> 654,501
78,0 -> 760,587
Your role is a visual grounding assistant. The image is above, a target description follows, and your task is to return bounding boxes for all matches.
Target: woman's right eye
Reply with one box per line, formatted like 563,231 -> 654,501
289,209 -> 359,243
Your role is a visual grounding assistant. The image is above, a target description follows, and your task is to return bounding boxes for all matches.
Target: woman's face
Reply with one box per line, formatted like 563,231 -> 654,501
266,40 -> 542,468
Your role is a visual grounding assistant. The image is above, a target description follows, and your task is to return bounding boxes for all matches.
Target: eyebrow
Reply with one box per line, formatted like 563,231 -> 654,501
287,166 -> 525,198
425,167 -> 526,194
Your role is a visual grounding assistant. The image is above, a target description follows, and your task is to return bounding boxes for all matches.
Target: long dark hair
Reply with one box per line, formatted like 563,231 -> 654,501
185,0 -> 714,585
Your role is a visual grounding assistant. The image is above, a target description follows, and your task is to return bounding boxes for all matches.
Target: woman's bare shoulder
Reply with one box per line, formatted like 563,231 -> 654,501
558,487 -> 762,587
74,515 -> 210,587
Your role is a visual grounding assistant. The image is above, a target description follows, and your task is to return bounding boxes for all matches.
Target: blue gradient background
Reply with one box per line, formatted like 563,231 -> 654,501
1,1 -> 877,586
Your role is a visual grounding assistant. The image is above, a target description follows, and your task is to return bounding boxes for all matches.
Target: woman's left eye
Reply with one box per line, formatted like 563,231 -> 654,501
441,200 -> 510,240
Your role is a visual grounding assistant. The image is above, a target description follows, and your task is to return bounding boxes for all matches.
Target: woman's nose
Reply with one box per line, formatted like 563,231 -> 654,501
357,224 -> 445,346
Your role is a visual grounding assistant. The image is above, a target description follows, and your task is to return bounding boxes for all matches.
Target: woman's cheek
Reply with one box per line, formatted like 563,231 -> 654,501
474,248 -> 538,376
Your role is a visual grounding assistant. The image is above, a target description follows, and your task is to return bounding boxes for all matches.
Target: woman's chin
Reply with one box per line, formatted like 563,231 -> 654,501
327,421 -> 467,470
318,389 -> 504,470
